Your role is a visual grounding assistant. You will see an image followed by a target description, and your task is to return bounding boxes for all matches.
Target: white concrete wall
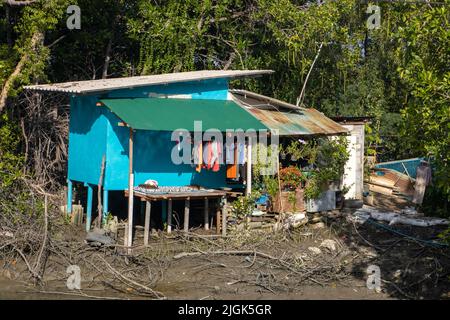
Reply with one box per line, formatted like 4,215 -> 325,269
342,124 -> 365,200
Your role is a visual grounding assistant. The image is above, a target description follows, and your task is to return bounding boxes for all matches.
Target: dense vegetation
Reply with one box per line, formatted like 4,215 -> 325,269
0,0 -> 449,212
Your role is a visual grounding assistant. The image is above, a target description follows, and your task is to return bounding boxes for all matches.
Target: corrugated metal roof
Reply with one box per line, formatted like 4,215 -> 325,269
100,98 -> 268,132
230,90 -> 348,136
23,70 -> 273,94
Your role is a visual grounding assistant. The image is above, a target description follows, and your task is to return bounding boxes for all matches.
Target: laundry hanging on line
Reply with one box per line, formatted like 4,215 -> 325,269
204,140 -> 222,172
226,141 -> 238,179
192,140 -> 203,173
188,137 -> 247,174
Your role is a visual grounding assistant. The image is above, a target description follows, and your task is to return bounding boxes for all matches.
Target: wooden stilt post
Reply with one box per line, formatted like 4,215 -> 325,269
167,199 -> 172,234
102,189 -> 109,225
144,201 -> 151,246
246,136 -> 252,195
86,184 -> 93,232
216,198 -> 221,235
124,220 -> 128,247
204,198 -> 209,230
222,197 -> 227,237
184,198 -> 190,233
67,180 -> 73,216
161,200 -> 167,224
97,155 -> 106,228
126,127 -> 134,248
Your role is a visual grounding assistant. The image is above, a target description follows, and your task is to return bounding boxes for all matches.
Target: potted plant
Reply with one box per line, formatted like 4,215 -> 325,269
279,166 -> 304,191
273,166 -> 305,213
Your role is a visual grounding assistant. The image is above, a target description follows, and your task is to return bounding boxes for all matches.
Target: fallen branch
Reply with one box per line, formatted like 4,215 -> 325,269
96,255 -> 165,299
30,290 -> 127,300
33,194 -> 49,278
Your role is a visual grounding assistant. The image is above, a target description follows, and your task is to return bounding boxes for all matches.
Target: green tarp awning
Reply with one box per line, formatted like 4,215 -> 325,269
100,98 -> 268,131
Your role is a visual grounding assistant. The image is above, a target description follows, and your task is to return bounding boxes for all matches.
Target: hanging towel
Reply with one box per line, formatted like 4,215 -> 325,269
205,140 -> 222,172
192,141 -> 203,172
227,142 -> 238,179
212,140 -> 222,172
237,141 -> 245,164
225,141 -> 235,164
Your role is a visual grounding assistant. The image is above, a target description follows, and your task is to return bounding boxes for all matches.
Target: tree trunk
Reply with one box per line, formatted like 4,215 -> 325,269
296,42 -> 323,107
102,38 -> 113,79
0,31 -> 44,114
5,5 -> 13,49
4,0 -> 37,5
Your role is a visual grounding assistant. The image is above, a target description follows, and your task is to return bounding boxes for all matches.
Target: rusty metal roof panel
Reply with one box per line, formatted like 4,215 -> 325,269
231,91 -> 348,136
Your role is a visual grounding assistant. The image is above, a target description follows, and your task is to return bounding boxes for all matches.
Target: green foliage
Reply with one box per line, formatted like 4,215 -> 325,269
274,137 -> 349,199
438,227 -> 450,245
304,137 -> 350,199
0,44 -> 17,87
0,114 -> 41,225
0,0 -> 448,214
230,191 -> 261,221
49,0 -> 138,81
252,141 -> 278,183
394,4 -> 450,199
0,113 -> 23,189
304,175 -> 320,200
421,185 -> 450,218
263,175 -> 279,199
287,190 -> 298,210
280,140 -> 317,164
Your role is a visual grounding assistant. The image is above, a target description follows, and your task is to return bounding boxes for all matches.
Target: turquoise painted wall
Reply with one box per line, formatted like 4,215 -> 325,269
105,78 -> 229,100
68,95 -> 107,185
68,78 -> 231,191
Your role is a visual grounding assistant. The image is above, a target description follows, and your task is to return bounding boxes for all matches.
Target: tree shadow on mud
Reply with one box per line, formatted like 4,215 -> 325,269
331,216 -> 450,300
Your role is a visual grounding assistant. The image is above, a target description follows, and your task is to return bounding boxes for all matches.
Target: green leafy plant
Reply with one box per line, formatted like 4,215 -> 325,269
287,191 -> 297,210
230,191 -> 261,221
304,172 -> 321,200
280,140 -> 317,164
263,175 -> 279,199
0,114 -> 24,189
303,137 -> 350,199
438,227 -> 450,245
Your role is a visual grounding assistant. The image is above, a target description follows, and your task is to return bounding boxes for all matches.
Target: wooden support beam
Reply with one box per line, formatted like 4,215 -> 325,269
144,201 -> 151,246
102,189 -> 109,225
246,136 -> 252,195
97,155 -> 106,228
86,185 -> 93,232
126,128 -> 134,248
161,200 -> 167,222
67,180 -> 73,215
124,220 -> 128,248
184,198 -> 190,233
222,197 -> 227,237
167,199 -> 172,233
204,198 -> 209,230
216,201 -> 221,235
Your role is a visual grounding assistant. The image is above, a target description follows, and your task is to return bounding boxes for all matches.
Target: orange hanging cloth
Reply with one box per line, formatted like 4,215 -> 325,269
195,141 -> 203,172
205,141 -> 212,170
226,142 -> 238,178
